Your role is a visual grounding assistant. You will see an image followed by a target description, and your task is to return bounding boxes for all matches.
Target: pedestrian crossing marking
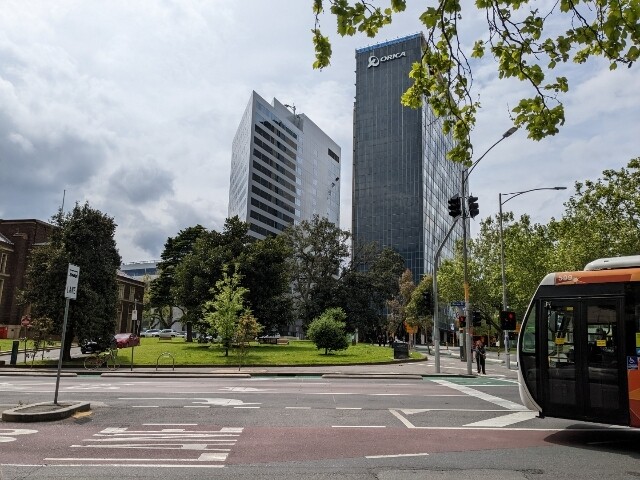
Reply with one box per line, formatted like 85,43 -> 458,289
51,426 -> 244,467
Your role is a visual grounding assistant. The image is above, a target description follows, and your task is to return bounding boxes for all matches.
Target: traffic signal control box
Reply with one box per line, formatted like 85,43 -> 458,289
500,310 -> 516,330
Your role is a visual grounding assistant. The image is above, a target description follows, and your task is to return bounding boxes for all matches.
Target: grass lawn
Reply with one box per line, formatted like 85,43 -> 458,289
36,338 -> 423,367
1,338 -> 60,353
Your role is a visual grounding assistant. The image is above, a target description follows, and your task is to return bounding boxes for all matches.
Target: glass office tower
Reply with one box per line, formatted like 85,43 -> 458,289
229,91 -> 341,239
353,33 -> 464,284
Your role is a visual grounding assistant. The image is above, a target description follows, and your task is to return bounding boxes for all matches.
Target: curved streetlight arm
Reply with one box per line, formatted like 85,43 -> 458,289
501,186 -> 567,206
498,185 -> 566,370
464,127 -> 518,183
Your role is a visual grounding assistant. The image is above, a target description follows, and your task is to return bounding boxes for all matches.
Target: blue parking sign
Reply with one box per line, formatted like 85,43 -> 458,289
628,356 -> 639,370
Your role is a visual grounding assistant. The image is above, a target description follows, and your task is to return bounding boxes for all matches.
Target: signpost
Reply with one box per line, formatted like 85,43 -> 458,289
54,264 -> 80,405
131,301 -> 138,371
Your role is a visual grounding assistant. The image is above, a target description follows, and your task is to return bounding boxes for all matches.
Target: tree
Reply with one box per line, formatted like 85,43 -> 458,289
150,225 -> 207,338
306,308 -> 350,354
204,267 -> 249,356
437,213 -> 553,330
406,274 -> 434,343
386,269 -> 415,340
236,234 -> 293,334
311,1 -> 640,164
20,203 -> 121,360
283,215 -> 350,327
235,312 -> 263,370
549,157 -> 640,271
337,245 -> 405,338
171,217 -> 253,338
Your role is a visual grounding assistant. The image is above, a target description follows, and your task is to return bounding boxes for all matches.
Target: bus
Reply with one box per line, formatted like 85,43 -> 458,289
517,255 -> 640,428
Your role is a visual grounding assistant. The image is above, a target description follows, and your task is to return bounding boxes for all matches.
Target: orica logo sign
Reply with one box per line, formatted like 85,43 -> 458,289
367,51 -> 406,68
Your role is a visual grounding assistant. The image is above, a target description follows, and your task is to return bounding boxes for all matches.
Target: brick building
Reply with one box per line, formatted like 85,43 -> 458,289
0,218 -> 144,338
0,219 -> 55,337
116,271 -> 145,335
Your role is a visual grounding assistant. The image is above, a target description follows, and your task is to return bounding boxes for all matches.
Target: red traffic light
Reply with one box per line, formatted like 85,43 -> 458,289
499,310 -> 516,330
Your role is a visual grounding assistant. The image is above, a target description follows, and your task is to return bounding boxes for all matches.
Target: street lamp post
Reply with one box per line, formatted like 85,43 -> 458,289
498,186 -> 567,369
460,126 -> 517,375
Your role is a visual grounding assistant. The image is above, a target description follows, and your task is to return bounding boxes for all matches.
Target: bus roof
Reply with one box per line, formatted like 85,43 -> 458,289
539,268 -> 640,286
584,255 -> 640,271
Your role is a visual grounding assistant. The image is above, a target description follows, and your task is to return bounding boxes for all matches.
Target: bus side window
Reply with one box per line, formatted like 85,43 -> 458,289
522,307 -> 537,353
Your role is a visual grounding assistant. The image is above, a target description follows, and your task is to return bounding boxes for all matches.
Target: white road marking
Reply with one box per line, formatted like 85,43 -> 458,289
0,428 -> 38,443
464,411 -> 538,427
286,406 -> 311,409
132,405 -> 158,408
219,387 -> 273,392
370,393 -> 409,396
143,423 -> 198,426
332,425 -> 386,428
45,454 -> 229,461
336,407 -> 362,410
389,409 -> 416,428
366,453 -> 429,459
432,379 -> 525,411
34,463 -> 225,468
233,406 -> 260,409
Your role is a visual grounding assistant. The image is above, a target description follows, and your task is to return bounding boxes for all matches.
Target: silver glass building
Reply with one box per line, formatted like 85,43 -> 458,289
229,91 -> 341,239
353,33 -> 465,284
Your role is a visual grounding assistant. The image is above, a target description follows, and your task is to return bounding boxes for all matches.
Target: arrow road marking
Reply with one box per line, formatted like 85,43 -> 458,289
464,411 -> 538,427
432,379 -> 526,411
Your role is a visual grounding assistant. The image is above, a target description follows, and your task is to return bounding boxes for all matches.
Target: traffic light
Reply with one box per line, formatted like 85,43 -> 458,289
468,195 -> 479,218
472,310 -> 482,327
458,315 -> 466,328
500,310 -> 516,330
448,195 -> 462,218
423,290 -> 433,310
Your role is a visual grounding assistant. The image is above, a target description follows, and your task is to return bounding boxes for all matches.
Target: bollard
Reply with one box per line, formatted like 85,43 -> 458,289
10,340 -> 19,365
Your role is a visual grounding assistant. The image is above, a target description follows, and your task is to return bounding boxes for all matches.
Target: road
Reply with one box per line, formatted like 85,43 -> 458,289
1,361 -> 638,480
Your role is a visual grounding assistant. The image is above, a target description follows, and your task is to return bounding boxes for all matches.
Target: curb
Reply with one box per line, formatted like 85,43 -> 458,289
2,401 -> 90,423
102,372 -> 251,378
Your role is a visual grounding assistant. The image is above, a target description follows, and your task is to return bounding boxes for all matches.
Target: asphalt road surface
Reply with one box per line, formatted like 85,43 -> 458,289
1,367 -> 638,480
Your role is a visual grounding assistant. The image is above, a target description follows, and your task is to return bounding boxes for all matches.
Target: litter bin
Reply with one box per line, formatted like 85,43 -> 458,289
0,326 -> 7,339
393,341 -> 409,360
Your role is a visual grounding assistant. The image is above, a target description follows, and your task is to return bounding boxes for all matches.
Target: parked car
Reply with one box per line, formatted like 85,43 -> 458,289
114,333 -> 140,348
80,336 -> 116,354
140,329 -> 160,337
195,332 -> 212,343
176,331 -> 187,338
158,329 -> 178,338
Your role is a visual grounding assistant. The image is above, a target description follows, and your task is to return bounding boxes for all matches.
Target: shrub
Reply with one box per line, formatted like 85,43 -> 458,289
306,308 -> 349,355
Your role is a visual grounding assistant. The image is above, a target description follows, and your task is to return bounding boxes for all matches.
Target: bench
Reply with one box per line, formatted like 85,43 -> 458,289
257,336 -> 289,345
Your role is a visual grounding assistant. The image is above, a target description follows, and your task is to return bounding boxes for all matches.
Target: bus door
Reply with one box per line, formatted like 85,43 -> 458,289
540,298 -> 626,424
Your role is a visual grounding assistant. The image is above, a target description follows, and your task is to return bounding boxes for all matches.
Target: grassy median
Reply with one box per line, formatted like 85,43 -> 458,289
110,338 -> 423,367
3,338 -> 424,367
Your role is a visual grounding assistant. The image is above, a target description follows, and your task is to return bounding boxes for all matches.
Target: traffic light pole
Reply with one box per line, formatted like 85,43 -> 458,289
498,192 -> 511,370
461,169 -> 473,375
433,217 -> 459,374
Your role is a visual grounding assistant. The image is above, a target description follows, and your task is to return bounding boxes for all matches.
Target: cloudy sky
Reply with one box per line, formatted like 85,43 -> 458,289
1,1 -> 638,263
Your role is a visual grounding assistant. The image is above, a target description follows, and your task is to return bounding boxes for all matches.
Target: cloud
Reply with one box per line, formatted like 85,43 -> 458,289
0,1 -> 638,263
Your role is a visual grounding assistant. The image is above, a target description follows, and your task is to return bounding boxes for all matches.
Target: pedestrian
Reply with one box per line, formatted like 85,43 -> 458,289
475,340 -> 486,374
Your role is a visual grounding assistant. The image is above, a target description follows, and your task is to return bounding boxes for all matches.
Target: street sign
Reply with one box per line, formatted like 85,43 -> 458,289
132,310 -> 138,320
64,264 -> 80,299
451,301 -> 465,307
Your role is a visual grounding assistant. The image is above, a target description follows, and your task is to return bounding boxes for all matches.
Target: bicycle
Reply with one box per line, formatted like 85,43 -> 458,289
84,348 -> 120,370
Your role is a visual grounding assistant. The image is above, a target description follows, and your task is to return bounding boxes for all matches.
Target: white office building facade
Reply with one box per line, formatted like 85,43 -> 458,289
229,91 -> 341,239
